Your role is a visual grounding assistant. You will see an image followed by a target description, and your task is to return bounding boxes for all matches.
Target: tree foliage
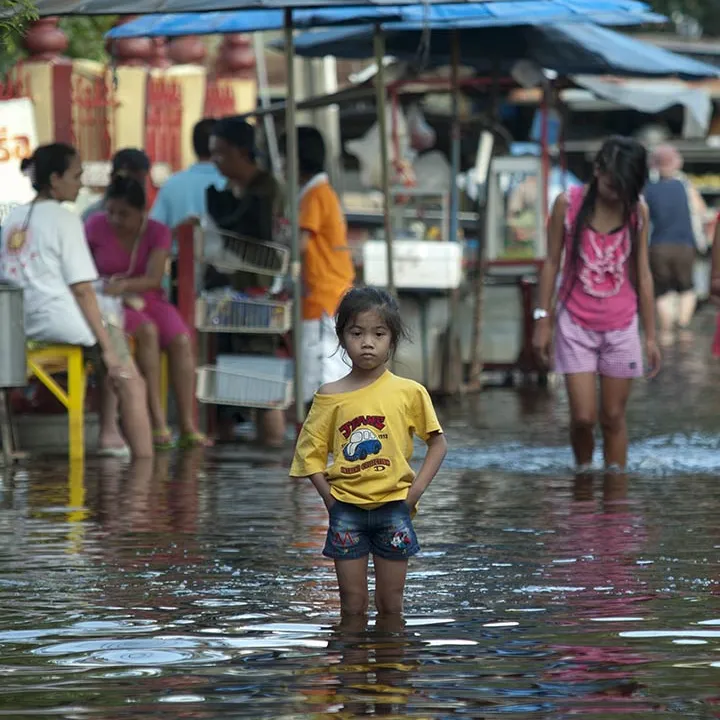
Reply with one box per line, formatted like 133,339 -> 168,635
648,0 -> 720,36
0,0 -> 36,38
59,16 -> 118,63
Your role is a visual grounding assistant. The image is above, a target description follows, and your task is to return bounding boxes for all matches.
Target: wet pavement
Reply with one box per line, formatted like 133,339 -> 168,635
2,308 -> 720,718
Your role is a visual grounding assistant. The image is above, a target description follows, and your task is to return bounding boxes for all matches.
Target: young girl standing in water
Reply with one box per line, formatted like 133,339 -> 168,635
533,136 -> 661,473
290,287 -> 447,617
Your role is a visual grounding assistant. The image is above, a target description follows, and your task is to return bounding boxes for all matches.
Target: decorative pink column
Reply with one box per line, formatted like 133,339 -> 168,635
149,38 -> 171,69
23,18 -> 73,144
168,36 -> 207,65
105,17 -> 154,66
214,34 -> 255,79
23,17 -> 68,61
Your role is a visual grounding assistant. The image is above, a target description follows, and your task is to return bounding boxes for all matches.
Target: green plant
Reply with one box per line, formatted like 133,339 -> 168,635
0,0 -> 37,38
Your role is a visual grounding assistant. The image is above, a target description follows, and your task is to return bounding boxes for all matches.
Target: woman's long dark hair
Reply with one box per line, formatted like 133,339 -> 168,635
563,136 -> 648,298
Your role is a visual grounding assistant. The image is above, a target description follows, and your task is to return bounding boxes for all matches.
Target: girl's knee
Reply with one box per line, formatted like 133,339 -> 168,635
340,590 -> 369,617
135,322 -> 159,346
375,589 -> 403,616
571,412 -> 597,431
600,408 -> 625,432
169,332 -> 192,352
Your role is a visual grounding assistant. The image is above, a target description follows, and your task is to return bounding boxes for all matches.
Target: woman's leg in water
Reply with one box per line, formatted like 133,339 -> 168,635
565,372 -> 598,469
599,376 -> 633,470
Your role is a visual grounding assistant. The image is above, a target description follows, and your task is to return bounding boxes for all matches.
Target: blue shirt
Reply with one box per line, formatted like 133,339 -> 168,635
644,177 -> 695,248
150,162 -> 226,230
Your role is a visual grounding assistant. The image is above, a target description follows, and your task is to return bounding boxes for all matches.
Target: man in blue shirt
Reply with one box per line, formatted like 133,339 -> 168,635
150,118 -> 226,229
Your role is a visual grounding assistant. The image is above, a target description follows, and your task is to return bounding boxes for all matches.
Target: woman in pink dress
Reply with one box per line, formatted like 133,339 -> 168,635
85,175 -> 207,448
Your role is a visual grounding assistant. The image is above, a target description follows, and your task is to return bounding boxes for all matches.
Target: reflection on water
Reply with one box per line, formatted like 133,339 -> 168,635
3,311 -> 720,717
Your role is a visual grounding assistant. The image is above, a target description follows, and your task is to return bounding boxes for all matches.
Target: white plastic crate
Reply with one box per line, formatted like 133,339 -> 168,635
195,296 -> 292,334
196,356 -> 293,409
363,240 -> 463,290
200,224 -> 290,277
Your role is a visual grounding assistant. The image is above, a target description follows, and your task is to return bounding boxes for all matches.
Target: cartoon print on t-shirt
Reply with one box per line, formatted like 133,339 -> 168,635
1,223 -> 36,278
343,428 -> 382,462
339,415 -> 392,474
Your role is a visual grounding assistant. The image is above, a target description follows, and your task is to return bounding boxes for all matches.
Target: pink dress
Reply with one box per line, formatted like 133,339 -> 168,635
85,213 -> 189,349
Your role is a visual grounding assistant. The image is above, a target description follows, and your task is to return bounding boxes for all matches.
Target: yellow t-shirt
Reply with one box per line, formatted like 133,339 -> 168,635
289,371 -> 443,507
299,177 -> 355,321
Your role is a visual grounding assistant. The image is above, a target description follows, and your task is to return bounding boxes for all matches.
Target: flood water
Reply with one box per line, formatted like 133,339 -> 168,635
2,311 -> 720,718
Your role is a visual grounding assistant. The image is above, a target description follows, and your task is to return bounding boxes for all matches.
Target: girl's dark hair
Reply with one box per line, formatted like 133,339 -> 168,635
105,174 -> 146,210
22,143 -> 77,192
565,136 -> 648,298
336,286 -> 410,355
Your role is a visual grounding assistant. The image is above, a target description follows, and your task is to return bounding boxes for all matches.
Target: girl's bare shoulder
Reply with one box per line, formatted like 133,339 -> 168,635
317,379 -> 350,395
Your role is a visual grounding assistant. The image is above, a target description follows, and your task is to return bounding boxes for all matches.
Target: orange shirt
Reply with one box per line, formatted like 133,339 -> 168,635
299,176 -> 355,320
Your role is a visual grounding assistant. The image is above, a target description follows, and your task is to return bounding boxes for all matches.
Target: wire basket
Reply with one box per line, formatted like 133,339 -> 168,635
196,364 -> 293,410
196,296 -> 292,334
200,225 -> 290,277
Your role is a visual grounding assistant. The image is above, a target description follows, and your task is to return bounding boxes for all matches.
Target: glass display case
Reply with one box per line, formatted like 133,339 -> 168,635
486,156 -> 546,262
390,189 -> 450,242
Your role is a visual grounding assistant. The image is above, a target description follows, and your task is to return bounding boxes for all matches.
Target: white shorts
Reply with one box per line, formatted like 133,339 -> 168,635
302,314 -> 349,402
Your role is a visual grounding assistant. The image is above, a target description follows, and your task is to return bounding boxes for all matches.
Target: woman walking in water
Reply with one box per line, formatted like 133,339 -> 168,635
533,136 -> 661,473
644,144 -> 708,346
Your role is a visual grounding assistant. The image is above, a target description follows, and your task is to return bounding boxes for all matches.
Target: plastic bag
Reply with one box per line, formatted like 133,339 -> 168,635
407,104 -> 436,152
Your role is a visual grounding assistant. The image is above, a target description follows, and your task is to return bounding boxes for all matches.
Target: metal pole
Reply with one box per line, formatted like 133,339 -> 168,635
374,27 -> 395,295
285,9 -> 305,429
443,29 -> 462,394
253,32 -> 281,176
449,30 -> 461,243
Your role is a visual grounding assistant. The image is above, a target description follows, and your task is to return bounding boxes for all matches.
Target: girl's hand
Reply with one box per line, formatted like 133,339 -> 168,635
645,339 -> 661,379
324,496 -> 336,513
532,318 -> 552,367
105,278 -> 128,296
102,350 -> 131,383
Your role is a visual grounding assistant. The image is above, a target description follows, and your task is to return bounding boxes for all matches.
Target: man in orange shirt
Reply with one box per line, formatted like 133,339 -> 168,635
296,127 -> 356,402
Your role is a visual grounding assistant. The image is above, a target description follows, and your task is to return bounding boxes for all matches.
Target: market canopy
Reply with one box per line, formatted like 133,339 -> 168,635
4,0 -> 661,13
287,22 -> 719,79
105,0 -> 662,37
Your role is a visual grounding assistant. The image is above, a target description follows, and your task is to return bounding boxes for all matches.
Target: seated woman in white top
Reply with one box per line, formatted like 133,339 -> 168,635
0,143 -> 152,459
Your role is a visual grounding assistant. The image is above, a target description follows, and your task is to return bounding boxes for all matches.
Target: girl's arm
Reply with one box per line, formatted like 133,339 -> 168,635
106,248 -> 168,295
711,220 -> 720,297
636,201 -> 661,377
309,472 -> 335,511
406,432 -> 448,509
532,194 -> 567,365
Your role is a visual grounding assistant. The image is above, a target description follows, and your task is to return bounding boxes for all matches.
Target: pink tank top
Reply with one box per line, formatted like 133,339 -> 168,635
559,185 -> 639,332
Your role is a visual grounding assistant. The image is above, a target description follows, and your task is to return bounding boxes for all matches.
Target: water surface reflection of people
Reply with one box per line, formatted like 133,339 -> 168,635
541,472 -> 654,713
302,614 -> 414,716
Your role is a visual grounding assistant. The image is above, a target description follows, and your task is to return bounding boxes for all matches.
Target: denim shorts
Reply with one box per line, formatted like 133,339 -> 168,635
323,500 -> 421,561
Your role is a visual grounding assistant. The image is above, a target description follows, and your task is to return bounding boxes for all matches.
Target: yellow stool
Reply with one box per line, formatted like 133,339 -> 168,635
26,344 -> 86,461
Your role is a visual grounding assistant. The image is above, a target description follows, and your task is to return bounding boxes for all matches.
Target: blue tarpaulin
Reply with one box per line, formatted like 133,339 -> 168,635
287,22 -> 719,79
25,0 -> 656,13
106,0 -> 662,38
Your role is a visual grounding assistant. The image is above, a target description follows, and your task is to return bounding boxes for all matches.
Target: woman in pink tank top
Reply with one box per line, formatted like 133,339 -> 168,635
533,137 -> 661,473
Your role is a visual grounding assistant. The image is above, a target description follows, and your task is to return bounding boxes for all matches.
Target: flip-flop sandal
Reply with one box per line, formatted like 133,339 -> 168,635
177,432 -> 213,449
97,446 -> 131,458
153,430 -> 175,451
